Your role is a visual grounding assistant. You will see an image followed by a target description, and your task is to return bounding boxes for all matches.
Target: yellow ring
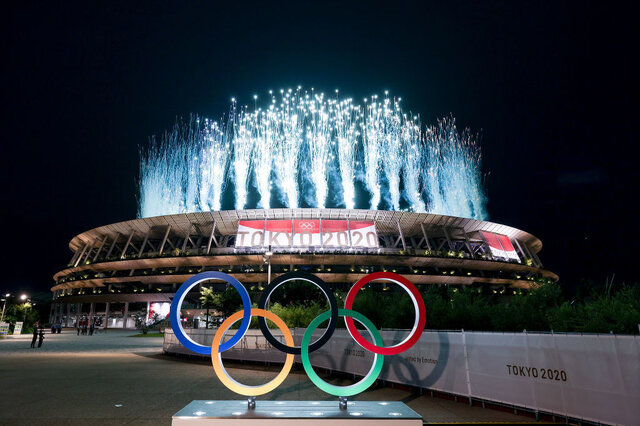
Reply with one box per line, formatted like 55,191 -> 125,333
211,308 -> 294,396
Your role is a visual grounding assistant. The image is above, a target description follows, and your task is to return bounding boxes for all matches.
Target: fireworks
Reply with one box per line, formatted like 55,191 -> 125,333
138,88 -> 487,220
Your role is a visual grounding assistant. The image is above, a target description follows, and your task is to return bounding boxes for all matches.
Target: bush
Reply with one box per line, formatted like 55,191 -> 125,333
346,281 -> 639,334
233,281 -> 640,335
545,285 -> 640,334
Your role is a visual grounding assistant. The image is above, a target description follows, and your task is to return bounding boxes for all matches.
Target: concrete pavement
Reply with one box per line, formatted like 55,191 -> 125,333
0,330 -> 548,425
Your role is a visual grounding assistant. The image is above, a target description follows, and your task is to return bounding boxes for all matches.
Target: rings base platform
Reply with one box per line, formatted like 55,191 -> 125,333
172,400 -> 423,425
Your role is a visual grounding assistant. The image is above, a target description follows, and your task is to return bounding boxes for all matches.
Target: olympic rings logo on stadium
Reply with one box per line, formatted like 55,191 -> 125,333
170,270 -> 426,397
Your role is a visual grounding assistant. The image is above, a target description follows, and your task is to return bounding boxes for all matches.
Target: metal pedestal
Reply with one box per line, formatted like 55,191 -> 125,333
172,400 -> 422,425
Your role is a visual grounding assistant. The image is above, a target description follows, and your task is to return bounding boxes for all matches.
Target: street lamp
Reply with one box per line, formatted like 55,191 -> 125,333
19,294 -> 30,323
263,248 -> 273,283
262,249 -> 273,310
1,293 -> 10,323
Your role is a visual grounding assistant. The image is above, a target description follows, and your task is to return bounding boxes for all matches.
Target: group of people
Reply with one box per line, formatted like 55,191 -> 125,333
30,328 -> 45,348
76,319 -> 95,336
28,319 -> 98,348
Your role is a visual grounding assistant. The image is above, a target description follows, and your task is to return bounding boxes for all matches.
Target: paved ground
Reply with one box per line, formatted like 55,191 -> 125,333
0,330 -> 549,425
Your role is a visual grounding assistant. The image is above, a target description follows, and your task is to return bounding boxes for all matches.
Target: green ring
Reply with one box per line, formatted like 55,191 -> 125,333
301,308 -> 384,396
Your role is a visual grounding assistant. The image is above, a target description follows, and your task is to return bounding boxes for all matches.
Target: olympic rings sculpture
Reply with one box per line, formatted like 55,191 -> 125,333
170,271 -> 426,397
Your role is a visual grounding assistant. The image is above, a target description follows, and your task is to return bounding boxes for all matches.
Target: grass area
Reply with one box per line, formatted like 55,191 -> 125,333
128,332 -> 164,338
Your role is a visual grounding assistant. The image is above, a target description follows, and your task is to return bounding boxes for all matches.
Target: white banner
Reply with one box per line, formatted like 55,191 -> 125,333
236,220 -> 378,248
165,329 -> 640,425
464,332 -> 640,425
13,321 -> 23,335
0,322 -> 9,338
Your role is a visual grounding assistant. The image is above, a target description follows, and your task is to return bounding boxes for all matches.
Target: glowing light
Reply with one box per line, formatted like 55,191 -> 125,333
363,98 -> 382,209
378,97 -> 403,210
232,103 -> 253,209
402,122 -> 426,212
335,99 -> 358,208
422,116 -> 487,219
138,88 -> 487,219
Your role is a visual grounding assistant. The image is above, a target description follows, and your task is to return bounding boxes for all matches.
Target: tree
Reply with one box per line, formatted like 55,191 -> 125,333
200,287 -> 221,329
3,302 -> 39,334
218,287 -> 243,318
198,285 -> 244,328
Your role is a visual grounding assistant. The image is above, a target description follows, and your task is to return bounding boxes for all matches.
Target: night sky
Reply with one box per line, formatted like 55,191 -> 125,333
2,1 -> 637,295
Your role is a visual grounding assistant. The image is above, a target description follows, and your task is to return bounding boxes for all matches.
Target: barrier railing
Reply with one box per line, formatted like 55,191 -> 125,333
163,327 -> 640,425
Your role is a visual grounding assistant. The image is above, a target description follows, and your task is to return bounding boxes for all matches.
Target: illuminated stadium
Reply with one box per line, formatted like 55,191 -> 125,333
50,88 -> 558,327
50,209 -> 557,327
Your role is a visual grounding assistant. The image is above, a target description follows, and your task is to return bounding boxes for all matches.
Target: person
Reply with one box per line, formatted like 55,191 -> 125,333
31,328 -> 38,348
82,322 -> 88,335
57,323 -> 62,334
89,322 -> 94,336
37,329 -> 45,348
77,324 -> 81,336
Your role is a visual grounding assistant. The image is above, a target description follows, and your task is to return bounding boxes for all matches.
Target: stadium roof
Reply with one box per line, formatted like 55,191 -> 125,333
68,209 -> 543,253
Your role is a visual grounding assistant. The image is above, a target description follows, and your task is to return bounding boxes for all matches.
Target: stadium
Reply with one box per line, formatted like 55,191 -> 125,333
50,89 -> 558,327
50,208 -> 557,328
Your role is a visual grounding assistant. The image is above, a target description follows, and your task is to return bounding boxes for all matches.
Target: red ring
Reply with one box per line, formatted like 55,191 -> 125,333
344,272 -> 426,355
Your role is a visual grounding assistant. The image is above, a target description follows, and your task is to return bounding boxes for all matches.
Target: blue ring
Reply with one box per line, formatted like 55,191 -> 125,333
170,271 -> 251,355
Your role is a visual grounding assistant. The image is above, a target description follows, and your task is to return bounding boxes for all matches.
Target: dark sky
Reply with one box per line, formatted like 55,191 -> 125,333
2,1 -> 637,295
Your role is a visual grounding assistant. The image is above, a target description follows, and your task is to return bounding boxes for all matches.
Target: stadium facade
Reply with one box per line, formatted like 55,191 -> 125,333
50,208 -> 557,328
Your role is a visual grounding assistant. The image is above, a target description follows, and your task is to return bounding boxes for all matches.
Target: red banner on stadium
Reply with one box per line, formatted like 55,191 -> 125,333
236,220 -> 378,248
480,231 -> 520,262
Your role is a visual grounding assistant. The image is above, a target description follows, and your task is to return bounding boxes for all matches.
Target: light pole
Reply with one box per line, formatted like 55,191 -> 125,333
264,248 -> 273,283
19,294 -> 29,322
263,249 -> 273,309
1,293 -> 10,322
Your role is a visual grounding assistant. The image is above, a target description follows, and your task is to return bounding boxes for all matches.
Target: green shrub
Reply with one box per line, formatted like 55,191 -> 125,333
228,281 -> 640,335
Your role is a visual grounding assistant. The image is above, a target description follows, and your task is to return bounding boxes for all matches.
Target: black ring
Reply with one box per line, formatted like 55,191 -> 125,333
258,271 -> 338,355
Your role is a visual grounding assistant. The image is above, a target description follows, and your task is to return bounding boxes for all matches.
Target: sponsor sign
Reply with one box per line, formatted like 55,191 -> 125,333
481,231 -> 520,261
13,321 -> 23,335
0,322 -> 9,338
236,219 -> 378,248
